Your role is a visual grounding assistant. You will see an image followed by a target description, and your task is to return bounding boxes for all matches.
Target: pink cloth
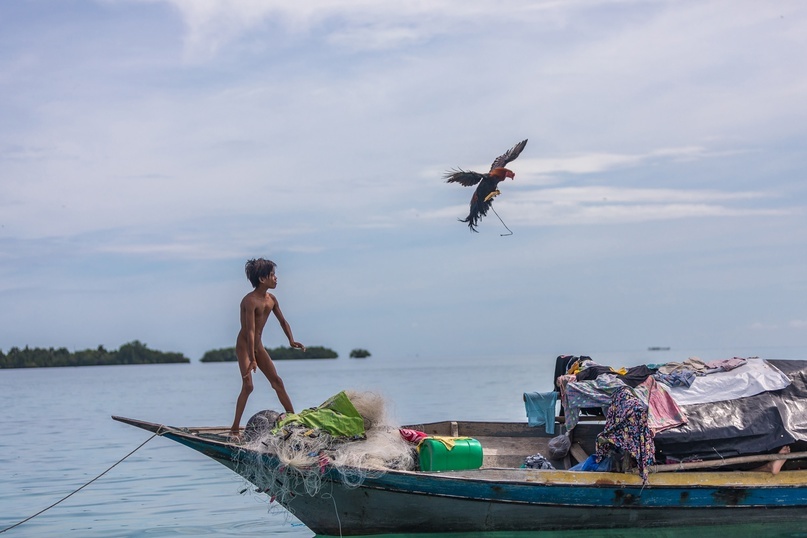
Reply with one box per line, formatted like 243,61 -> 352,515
634,376 -> 687,434
399,428 -> 428,443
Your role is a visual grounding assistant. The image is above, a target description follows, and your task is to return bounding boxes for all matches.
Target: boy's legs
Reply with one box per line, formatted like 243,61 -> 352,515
230,345 -> 255,435
255,348 -> 295,414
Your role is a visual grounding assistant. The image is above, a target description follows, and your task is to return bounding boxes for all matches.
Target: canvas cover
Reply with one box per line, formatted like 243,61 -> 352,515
654,359 -> 807,461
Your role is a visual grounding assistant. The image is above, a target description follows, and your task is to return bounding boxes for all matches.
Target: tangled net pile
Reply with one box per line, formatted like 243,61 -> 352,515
234,390 -> 417,505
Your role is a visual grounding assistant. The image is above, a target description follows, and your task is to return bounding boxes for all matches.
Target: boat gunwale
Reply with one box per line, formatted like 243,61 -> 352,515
112,415 -> 807,489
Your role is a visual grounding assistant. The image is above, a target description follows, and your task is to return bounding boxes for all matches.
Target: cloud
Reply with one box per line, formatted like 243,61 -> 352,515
327,24 -> 432,51
519,147 -> 714,176
431,145 -> 750,192
423,146 -> 790,227
149,0 -> 644,59
3,0 -> 807,360
424,185 -> 786,228
751,320 -> 807,333
155,0 -> 456,58
520,186 -> 772,205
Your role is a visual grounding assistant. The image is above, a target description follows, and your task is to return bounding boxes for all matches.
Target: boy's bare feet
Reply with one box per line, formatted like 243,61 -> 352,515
770,445 -> 791,475
755,445 -> 790,474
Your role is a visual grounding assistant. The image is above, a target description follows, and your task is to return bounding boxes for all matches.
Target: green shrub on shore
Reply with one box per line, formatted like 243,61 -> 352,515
0,342 -> 344,368
0,340 -> 190,368
200,345 -> 338,362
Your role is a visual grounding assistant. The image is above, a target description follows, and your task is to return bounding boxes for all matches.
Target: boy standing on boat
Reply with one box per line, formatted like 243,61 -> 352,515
230,258 -> 305,439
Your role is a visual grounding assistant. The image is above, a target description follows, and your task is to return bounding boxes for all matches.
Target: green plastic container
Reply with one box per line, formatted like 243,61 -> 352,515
419,437 -> 483,471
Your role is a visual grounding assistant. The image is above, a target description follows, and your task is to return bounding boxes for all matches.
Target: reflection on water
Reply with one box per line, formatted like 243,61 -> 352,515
2,352 -> 807,536
318,522 -> 807,538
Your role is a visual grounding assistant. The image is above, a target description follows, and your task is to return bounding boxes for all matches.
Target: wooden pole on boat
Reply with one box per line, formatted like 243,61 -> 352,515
649,450 -> 807,473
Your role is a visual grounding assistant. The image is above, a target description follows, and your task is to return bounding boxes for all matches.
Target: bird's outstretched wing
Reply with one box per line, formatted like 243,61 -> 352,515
443,169 -> 485,187
490,139 -> 528,171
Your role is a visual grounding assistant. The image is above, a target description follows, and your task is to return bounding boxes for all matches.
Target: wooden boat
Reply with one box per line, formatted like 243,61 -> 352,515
113,414 -> 807,536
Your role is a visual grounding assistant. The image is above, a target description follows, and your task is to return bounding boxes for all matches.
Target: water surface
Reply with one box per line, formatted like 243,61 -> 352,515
2,349 -> 806,536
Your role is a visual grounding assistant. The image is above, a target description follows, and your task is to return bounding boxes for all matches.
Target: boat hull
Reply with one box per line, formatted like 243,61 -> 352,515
264,467 -> 807,535
281,484 -> 807,535
113,416 -> 807,536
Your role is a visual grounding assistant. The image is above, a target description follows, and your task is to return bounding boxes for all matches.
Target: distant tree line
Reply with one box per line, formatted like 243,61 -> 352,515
1,342 -> 369,368
200,345 -> 339,362
0,340 -> 190,369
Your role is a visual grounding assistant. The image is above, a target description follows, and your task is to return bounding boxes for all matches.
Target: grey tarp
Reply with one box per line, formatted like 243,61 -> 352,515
654,359 -> 807,462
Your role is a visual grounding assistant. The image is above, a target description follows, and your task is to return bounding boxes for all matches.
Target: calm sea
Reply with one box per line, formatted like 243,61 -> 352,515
2,348 -> 807,537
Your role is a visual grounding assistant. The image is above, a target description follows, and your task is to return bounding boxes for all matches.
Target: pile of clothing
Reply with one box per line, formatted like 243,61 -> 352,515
553,355 -> 803,479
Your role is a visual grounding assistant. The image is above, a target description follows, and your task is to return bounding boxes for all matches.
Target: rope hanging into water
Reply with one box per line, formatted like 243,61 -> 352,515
490,206 -> 513,236
0,430 -> 160,534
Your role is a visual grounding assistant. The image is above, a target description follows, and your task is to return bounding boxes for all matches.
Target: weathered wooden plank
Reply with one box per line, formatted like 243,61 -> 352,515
650,450 -> 807,473
570,442 -> 589,464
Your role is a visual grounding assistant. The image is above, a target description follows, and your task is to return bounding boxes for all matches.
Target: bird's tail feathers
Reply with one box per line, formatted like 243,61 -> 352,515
458,216 -> 480,232
461,199 -> 492,232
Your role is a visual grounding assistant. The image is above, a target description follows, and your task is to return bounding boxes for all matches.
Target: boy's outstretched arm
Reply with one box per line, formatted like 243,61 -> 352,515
273,301 -> 306,352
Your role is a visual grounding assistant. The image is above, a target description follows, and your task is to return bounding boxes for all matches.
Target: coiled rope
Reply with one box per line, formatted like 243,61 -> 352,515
0,430 -> 160,534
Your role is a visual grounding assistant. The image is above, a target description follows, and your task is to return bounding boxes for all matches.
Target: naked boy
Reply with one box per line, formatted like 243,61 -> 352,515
230,258 -> 305,438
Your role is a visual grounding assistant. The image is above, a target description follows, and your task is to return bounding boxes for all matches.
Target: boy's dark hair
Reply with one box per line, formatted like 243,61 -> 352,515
245,258 -> 276,288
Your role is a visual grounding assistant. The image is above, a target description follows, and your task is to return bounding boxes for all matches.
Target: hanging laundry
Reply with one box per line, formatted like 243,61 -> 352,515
595,386 -> 655,482
558,374 -> 627,430
633,376 -> 687,434
523,391 -> 558,434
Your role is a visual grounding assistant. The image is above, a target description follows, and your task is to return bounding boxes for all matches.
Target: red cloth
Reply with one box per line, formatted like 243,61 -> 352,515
399,428 -> 428,443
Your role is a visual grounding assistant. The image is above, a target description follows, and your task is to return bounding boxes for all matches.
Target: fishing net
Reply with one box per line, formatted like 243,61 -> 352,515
234,390 -> 418,507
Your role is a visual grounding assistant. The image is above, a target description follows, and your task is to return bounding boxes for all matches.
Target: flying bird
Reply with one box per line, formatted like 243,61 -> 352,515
444,139 -> 528,232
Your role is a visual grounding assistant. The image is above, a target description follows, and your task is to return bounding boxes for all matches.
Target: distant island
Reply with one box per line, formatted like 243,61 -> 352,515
200,345 -> 339,362
1,342 -> 364,369
0,340 -> 190,369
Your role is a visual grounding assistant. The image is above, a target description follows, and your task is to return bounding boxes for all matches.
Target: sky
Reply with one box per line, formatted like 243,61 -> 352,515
1,0 -> 806,364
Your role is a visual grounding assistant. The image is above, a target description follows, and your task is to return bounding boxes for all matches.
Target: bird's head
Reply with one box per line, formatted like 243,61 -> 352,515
491,167 -> 515,180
